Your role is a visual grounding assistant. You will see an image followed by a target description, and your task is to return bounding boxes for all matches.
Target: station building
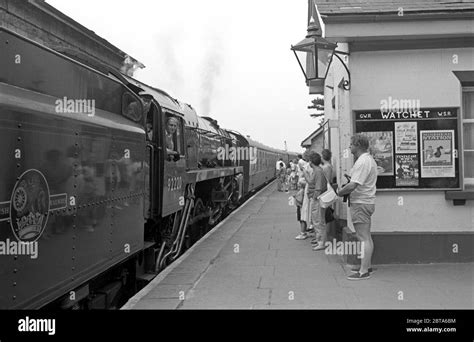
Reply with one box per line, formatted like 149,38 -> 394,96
295,0 -> 474,263
301,125 -> 325,152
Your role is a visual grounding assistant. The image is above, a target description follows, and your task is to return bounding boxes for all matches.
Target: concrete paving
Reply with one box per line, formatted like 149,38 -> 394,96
123,182 -> 474,310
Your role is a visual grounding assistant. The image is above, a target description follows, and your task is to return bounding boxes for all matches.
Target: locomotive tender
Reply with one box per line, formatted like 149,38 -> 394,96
0,28 -> 297,309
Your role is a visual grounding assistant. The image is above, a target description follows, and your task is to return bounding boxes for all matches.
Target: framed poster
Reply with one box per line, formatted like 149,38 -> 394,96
366,131 -> 394,176
420,130 -> 455,178
395,122 -> 417,153
396,154 -> 419,186
355,108 -> 459,190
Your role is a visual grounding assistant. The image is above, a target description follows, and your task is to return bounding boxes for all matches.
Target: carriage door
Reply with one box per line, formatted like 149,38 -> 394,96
145,101 -> 161,219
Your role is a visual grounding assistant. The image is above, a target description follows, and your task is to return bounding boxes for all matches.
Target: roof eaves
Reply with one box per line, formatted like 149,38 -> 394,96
32,0 -> 144,66
301,126 -> 324,147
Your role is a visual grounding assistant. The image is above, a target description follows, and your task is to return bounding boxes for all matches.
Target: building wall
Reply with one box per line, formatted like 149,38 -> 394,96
351,48 -> 474,110
346,47 -> 474,233
311,0 -> 474,261
367,191 -> 473,232
323,46 -> 474,232
309,133 -> 324,153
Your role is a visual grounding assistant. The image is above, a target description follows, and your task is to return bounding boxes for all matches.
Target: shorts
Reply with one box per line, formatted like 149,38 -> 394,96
350,203 -> 375,224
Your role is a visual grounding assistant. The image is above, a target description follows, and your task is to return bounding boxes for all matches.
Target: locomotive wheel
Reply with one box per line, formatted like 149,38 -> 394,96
230,178 -> 240,208
158,215 -> 177,270
189,198 -> 205,244
193,198 -> 205,221
208,202 -> 225,226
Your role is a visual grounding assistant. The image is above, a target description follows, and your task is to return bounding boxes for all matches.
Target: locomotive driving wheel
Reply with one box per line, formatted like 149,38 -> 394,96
229,178 -> 240,209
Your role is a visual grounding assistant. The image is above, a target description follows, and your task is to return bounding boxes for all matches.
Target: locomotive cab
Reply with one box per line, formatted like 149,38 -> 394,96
163,113 -> 184,162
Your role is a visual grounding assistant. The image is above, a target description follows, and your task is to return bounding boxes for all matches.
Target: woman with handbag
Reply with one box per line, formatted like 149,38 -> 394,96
294,155 -> 312,239
303,151 -> 327,251
320,149 -> 337,232
293,179 -> 308,240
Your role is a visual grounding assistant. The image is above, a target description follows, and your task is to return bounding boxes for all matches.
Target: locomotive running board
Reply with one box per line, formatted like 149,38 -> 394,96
187,166 -> 243,183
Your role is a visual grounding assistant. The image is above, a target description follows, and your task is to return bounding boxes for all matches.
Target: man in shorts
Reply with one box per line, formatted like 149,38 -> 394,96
338,134 -> 378,280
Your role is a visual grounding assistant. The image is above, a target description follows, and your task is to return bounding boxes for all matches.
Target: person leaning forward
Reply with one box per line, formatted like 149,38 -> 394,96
337,134 -> 378,281
165,117 -> 179,155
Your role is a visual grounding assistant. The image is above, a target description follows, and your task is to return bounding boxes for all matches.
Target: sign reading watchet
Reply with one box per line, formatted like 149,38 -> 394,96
356,108 -> 458,121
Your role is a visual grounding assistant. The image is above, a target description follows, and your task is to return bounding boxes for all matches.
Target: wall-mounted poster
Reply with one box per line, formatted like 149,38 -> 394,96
396,154 -> 419,186
366,131 -> 394,176
355,108 -> 459,189
395,122 -> 417,153
420,130 -> 455,178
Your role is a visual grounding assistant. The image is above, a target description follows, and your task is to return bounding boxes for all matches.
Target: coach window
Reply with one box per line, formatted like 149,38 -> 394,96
462,88 -> 474,189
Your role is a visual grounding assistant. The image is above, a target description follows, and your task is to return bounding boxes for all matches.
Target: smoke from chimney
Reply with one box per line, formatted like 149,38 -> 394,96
200,30 -> 224,115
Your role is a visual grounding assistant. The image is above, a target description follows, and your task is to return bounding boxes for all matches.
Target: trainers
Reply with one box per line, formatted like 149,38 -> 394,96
347,272 -> 371,280
295,233 -> 307,240
350,267 -> 374,273
312,244 -> 327,251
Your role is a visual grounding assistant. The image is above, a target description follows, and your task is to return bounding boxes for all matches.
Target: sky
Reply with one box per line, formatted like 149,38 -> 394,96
47,0 -> 319,153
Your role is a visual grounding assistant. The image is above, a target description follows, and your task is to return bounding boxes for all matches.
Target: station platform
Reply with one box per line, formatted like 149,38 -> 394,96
122,182 -> 473,310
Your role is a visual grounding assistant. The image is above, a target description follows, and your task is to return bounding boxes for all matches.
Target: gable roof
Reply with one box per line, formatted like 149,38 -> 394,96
301,125 -> 324,147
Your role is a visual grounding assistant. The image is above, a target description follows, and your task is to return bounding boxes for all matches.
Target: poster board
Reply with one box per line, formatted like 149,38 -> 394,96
355,108 -> 460,190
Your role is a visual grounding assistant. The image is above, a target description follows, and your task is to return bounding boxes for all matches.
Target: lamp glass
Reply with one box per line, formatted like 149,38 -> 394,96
317,45 -> 334,79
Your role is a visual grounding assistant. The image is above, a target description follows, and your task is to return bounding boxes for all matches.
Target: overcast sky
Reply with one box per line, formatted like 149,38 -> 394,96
48,0 -> 318,152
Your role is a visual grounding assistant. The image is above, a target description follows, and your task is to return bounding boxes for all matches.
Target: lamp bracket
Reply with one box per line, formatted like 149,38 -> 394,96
333,53 -> 351,91
334,50 -> 350,56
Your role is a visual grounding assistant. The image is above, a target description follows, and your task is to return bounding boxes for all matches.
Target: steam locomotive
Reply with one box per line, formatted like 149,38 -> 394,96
0,28 -> 297,309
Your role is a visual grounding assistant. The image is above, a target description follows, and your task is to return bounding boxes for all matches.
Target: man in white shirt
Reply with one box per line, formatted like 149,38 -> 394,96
276,158 -> 286,171
275,158 -> 286,191
338,134 -> 378,281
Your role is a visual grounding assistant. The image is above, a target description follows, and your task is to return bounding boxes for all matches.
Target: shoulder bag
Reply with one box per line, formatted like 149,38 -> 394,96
317,172 -> 338,208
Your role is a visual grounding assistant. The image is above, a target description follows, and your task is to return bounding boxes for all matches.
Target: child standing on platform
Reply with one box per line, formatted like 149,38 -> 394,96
285,167 -> 291,192
294,180 -> 307,240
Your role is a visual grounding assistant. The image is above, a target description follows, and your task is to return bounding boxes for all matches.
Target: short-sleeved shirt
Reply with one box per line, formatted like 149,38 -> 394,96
350,153 -> 378,204
166,133 -> 174,151
306,165 -> 327,199
297,159 -> 306,177
276,161 -> 286,171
